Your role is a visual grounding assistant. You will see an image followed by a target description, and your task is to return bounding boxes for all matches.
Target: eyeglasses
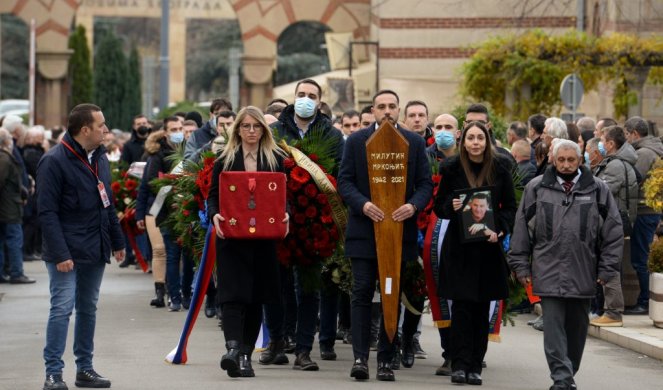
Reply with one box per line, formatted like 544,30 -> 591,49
239,123 -> 264,132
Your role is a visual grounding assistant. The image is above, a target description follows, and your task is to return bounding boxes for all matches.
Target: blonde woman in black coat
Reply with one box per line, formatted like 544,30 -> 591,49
207,106 -> 288,378
433,121 -> 516,386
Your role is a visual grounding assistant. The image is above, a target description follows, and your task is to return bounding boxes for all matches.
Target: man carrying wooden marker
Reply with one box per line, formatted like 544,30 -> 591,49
338,89 -> 433,382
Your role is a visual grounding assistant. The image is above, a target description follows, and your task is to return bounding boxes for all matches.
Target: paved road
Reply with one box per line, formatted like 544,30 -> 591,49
1,260 -> 662,390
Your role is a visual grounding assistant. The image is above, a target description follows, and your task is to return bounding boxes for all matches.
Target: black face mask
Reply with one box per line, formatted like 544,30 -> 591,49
557,170 -> 579,182
137,126 -> 151,137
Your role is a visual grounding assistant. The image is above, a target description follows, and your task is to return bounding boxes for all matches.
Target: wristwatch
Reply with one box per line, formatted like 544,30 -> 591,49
409,203 -> 418,212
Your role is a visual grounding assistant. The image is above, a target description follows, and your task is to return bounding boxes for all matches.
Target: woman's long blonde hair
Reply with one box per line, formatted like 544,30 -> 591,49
219,106 -> 286,171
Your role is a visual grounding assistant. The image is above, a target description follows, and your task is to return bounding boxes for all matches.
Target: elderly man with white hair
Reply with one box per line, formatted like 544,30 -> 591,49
0,127 -> 35,284
535,117 -> 569,177
508,139 -> 622,390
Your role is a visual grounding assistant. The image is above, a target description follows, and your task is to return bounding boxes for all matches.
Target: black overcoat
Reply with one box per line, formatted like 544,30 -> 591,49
207,146 -> 284,305
433,155 -> 516,302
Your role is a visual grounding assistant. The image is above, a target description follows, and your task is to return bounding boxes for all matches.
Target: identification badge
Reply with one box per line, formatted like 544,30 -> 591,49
98,182 -> 111,208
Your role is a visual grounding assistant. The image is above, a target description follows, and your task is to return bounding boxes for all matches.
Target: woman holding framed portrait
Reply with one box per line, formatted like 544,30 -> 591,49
433,121 -> 517,386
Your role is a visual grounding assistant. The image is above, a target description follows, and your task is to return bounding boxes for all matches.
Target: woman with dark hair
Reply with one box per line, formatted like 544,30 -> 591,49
208,106 -> 289,378
433,121 -> 517,386
565,122 -> 580,148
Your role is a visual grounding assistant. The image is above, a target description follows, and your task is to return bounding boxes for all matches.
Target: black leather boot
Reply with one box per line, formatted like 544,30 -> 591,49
150,283 -> 165,308
220,340 -> 241,377
239,345 -> 255,377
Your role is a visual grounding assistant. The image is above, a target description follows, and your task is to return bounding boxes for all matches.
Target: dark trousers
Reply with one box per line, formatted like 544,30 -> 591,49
339,292 -> 352,331
438,326 -> 451,360
450,300 -> 490,374
351,257 -> 401,362
319,285 -> 339,348
631,215 -> 661,306
541,297 -> 590,386
22,212 -> 41,256
293,264 -> 321,354
263,265 -> 297,341
222,302 -> 263,348
400,299 -> 424,345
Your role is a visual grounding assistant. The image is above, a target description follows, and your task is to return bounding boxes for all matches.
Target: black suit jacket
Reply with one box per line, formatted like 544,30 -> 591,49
338,124 -> 433,261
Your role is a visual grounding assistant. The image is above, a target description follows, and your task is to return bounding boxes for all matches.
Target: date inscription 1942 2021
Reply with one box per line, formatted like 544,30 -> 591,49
369,153 -> 406,185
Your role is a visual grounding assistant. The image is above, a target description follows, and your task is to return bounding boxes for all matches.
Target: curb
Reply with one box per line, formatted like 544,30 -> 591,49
589,324 -> 663,361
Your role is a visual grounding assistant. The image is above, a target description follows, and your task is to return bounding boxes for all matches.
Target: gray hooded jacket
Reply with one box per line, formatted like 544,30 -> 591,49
631,136 -> 663,215
507,165 -> 623,298
593,142 -> 639,224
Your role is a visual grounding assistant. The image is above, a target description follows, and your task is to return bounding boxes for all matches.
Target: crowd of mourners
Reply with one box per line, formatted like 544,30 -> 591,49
1,79 -> 662,390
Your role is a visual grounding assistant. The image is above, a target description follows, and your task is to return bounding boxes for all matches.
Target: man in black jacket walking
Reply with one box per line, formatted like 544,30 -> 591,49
260,79 -> 344,371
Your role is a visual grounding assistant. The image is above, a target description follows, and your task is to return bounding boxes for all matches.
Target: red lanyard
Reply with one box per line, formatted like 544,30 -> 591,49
61,140 -> 99,181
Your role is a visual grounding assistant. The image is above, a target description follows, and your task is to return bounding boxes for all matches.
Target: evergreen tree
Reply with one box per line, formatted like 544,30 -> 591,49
0,14 -> 28,99
124,46 -> 142,129
93,31 -> 127,130
68,25 -> 93,109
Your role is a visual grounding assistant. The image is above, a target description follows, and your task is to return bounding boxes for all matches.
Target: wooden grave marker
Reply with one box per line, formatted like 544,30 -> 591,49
366,121 -> 409,342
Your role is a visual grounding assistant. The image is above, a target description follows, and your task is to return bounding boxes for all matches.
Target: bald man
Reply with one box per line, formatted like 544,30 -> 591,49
427,114 -> 460,161
511,139 -> 536,186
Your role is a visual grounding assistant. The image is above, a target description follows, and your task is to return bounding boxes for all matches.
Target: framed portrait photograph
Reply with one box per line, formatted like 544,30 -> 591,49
454,186 -> 496,243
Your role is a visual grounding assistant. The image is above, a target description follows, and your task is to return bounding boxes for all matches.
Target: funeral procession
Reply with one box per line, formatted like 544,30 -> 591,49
2,1 -> 663,390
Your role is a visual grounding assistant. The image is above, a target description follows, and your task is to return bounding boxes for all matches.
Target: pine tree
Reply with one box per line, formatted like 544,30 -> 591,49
124,46 -> 142,129
93,31 -> 127,130
68,25 -> 93,109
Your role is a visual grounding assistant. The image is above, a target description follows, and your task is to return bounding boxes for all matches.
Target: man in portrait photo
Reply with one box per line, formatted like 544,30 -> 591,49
461,191 -> 495,239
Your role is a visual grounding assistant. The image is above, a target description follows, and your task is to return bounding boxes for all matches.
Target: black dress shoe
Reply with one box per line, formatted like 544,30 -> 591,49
549,383 -> 571,390
467,372 -> 482,385
376,361 -> 395,381
43,374 -> 68,390
401,341 -> 415,368
320,344 -> 337,360
220,341 -> 241,378
75,369 -> 110,388
118,257 -> 136,268
10,275 -> 36,284
0,274 -> 9,284
350,358 -> 369,380
204,297 -> 216,318
451,370 -> 467,384
624,304 -> 648,315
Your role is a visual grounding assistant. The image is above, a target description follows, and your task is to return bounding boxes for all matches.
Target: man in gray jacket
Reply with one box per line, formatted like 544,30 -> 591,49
624,116 -> 663,314
590,126 -> 639,327
508,140 -> 623,390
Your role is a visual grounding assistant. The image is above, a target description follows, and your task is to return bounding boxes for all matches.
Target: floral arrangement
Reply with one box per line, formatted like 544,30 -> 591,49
151,151 -> 217,261
401,259 -> 427,304
277,154 -> 339,267
110,163 -> 139,215
321,253 -> 352,294
649,238 -> 663,274
643,159 -> 663,212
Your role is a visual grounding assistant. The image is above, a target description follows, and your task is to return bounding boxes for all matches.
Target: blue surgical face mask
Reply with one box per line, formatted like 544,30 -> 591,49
294,97 -> 317,118
169,132 -> 184,144
598,142 -> 606,156
435,131 -> 456,150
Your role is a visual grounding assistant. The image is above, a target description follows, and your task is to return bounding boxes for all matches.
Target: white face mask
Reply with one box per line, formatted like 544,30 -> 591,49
294,97 -> 317,118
